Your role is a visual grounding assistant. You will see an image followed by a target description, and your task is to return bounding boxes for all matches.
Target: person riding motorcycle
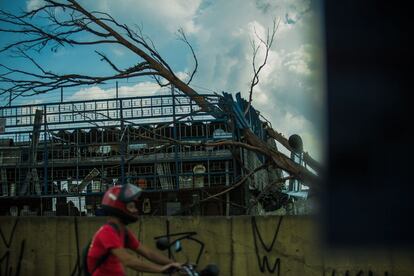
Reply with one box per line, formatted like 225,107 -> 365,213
87,184 -> 181,275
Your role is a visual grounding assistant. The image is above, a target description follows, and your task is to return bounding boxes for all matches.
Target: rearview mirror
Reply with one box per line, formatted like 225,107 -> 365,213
156,237 -> 169,251
174,240 -> 182,252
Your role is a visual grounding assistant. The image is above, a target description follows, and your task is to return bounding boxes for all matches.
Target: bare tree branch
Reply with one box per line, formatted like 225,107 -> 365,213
177,27 -> 198,85
172,163 -> 269,215
200,163 -> 269,202
244,18 -> 280,115
264,125 -> 321,172
0,0 -> 319,186
247,176 -> 294,212
0,0 -> 213,110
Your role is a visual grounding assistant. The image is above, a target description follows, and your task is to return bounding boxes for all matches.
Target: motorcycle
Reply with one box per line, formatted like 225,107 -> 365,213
155,237 -> 219,276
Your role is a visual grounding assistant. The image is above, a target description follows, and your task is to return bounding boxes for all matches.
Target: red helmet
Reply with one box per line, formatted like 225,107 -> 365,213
101,184 -> 142,224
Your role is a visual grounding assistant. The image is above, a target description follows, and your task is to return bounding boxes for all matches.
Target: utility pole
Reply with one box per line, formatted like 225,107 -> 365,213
20,109 -> 42,195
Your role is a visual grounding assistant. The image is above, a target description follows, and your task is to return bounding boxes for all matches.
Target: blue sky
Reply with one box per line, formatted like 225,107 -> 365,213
0,0 -> 325,162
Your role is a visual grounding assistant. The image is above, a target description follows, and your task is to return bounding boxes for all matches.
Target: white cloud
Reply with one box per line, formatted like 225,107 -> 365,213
254,89 -> 269,105
67,82 -> 166,101
282,111 -> 307,133
112,48 -> 125,57
118,82 -> 165,96
20,99 -> 44,106
26,0 -> 44,11
68,86 -> 111,101
283,44 -> 312,75
90,0 -> 202,35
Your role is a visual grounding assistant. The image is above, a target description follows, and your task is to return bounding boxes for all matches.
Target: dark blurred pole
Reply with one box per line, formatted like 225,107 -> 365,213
118,81 -> 125,186
324,0 -> 412,248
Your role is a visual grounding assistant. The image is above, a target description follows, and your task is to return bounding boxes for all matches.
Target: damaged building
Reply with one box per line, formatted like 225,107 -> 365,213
0,89 -> 313,216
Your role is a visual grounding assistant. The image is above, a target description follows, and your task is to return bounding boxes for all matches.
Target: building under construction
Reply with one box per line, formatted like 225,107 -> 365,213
0,88 -> 309,216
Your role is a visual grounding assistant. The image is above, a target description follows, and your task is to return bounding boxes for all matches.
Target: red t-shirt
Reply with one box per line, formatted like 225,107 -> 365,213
87,224 -> 140,276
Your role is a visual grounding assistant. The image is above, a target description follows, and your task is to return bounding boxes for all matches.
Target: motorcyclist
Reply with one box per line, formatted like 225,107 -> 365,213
87,184 -> 181,275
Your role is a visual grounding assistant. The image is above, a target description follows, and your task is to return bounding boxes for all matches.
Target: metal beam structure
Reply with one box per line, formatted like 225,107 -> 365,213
0,90 -> 244,215
0,88 -> 316,216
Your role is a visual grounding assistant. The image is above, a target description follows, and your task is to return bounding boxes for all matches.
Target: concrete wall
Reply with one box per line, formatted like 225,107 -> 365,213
1,216 -> 413,276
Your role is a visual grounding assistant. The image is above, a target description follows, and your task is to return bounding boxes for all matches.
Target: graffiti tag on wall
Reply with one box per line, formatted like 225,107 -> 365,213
0,219 -> 25,276
252,216 -> 282,274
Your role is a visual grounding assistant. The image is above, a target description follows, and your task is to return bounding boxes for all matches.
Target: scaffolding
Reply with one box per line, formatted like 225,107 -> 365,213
0,89 -> 243,216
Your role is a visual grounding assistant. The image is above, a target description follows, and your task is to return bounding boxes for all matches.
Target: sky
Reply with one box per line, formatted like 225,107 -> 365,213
0,0 -> 326,162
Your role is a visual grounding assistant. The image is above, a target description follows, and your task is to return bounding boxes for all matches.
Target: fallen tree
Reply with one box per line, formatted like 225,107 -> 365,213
0,0 -> 319,186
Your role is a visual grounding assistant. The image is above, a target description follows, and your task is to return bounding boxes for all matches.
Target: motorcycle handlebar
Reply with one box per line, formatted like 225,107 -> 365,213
162,264 -> 219,276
